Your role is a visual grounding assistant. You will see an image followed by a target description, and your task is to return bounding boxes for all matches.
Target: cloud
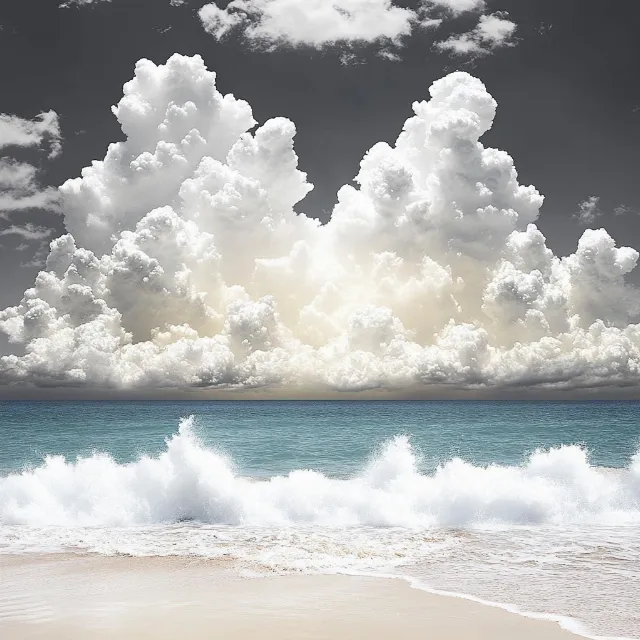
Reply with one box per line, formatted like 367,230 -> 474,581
0,159 -> 60,214
428,0 -> 486,12
0,111 -> 61,159
435,13 -> 516,56
198,0 -> 505,56
574,196 -> 602,226
574,199 -> 640,225
60,0 -> 183,7
17,244 -> 52,269
0,111 -> 62,215
199,0 -> 417,47
60,0 -> 514,59
614,204 -> 639,217
59,0 -> 102,6
0,222 -> 55,269
0,112 -> 62,268
1,54 -> 639,393
0,222 -> 53,242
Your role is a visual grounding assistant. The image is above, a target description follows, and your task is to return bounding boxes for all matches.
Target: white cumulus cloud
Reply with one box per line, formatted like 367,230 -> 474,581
436,12 -> 516,56
1,54 -> 639,393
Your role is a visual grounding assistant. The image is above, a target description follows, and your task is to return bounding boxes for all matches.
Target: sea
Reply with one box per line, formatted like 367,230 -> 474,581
1,400 -> 639,638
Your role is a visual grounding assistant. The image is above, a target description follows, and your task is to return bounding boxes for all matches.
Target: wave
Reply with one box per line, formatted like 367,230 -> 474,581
1,416 -> 639,528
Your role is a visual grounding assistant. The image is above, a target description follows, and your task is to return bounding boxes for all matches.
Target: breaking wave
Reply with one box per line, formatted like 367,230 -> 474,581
2,415 -> 639,528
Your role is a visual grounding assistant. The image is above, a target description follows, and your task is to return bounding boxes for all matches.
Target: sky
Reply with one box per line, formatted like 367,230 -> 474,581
1,0 -> 640,398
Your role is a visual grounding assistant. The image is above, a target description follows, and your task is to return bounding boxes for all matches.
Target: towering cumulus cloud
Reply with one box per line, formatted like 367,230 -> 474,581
1,54 -> 639,392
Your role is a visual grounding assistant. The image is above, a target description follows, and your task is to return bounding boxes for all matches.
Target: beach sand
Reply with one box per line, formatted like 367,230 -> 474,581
0,554 -> 580,639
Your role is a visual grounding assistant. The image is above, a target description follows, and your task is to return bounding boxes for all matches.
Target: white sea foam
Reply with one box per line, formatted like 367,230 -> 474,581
1,415 -> 639,528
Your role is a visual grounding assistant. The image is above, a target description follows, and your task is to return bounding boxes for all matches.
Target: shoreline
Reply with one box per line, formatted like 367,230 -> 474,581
376,573 -> 633,640
0,553 -> 600,640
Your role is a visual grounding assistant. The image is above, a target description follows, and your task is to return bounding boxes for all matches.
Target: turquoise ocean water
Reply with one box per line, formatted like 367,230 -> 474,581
2,401 -> 639,474
1,401 -> 639,638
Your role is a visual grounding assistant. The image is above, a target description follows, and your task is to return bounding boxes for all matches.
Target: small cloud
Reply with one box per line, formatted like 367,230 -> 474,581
574,200 -> 639,225
417,17 -> 443,30
61,0 -> 183,7
0,222 -> 54,242
574,196 -> 602,226
59,0 -> 111,8
377,49 -> 402,62
0,159 -> 60,215
427,0 -> 486,13
435,13 -> 517,57
614,204 -> 639,217
0,111 -> 62,159
339,51 -> 366,66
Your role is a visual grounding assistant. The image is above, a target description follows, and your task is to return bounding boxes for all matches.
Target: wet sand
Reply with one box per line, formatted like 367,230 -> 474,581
0,554 -> 582,639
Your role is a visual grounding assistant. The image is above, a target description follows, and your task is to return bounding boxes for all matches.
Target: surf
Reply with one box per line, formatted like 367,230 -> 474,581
2,415 -> 639,528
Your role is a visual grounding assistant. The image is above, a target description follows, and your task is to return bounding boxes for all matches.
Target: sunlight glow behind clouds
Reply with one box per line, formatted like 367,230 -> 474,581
1,54 -> 639,393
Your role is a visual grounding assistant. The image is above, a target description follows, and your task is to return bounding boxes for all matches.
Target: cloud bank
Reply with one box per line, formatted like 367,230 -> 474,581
1,54 -> 639,393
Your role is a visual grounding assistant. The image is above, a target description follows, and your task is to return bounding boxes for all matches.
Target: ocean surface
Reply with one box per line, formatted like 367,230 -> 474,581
1,400 -> 639,638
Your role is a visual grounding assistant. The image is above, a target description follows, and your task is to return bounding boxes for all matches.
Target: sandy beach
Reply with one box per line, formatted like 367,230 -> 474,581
0,554 -> 582,640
